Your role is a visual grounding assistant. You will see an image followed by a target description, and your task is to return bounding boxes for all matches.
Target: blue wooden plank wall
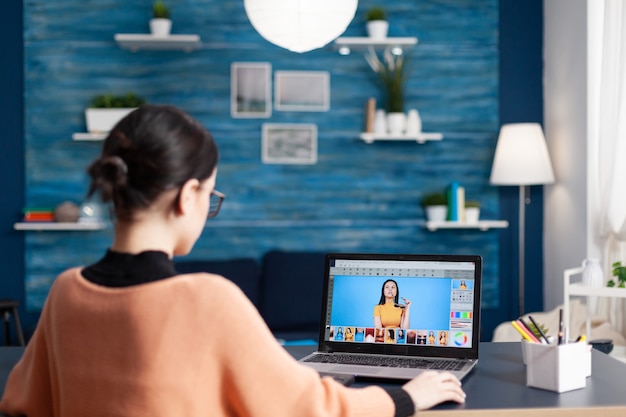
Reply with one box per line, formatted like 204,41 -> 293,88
23,0 -> 500,311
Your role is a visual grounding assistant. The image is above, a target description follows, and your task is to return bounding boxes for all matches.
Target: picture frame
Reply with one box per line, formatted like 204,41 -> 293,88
274,71 -> 330,112
231,62 -> 272,118
262,123 -> 318,165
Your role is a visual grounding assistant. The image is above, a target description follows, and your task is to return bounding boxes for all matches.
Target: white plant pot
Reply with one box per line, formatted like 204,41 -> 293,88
387,112 -> 406,135
366,20 -> 389,39
85,108 -> 136,134
150,18 -> 172,37
465,207 -> 480,223
425,205 -> 448,222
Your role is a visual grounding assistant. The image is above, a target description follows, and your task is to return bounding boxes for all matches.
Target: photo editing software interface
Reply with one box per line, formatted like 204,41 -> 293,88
324,258 -> 477,348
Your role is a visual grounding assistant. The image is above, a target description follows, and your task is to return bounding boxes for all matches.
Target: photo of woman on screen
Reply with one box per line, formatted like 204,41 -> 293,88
373,279 -> 411,328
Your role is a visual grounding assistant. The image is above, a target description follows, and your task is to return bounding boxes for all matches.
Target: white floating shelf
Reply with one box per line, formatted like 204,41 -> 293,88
567,282 -> 626,298
72,132 -> 107,141
334,36 -> 418,52
359,132 -> 443,144
424,220 -> 509,232
14,222 -> 107,231
114,34 -> 202,52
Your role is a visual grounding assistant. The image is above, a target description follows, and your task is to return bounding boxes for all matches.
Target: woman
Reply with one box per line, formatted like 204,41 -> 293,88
0,105 -> 465,416
373,279 -> 411,328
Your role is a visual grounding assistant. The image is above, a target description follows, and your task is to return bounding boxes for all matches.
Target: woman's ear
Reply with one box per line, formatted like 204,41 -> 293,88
176,178 -> 201,216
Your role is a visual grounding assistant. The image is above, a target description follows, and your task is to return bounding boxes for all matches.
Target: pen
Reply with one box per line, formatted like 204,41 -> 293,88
516,319 -> 540,343
511,320 -> 537,343
528,315 -> 551,344
557,308 -> 564,345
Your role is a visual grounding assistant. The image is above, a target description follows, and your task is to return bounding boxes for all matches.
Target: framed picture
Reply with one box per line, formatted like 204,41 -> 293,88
231,62 -> 272,118
274,71 -> 330,111
262,123 -> 318,165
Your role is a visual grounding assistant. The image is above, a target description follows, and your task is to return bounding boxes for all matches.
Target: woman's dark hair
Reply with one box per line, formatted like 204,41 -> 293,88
378,279 -> 400,305
87,105 -> 219,220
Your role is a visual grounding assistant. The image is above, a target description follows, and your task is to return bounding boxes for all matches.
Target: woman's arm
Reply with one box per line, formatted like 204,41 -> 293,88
400,299 -> 411,328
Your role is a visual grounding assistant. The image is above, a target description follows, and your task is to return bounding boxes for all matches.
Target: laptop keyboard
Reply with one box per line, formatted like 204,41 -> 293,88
303,353 -> 466,371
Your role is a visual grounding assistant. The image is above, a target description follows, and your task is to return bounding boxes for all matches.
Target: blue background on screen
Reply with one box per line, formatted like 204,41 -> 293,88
330,275 -> 453,329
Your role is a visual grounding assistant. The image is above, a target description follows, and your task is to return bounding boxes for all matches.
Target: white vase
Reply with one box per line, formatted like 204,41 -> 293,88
150,18 -> 172,37
405,109 -> 422,135
582,258 -> 604,315
387,112 -> 406,135
373,109 -> 387,134
366,21 -> 389,39
85,108 -> 136,133
425,205 -> 448,222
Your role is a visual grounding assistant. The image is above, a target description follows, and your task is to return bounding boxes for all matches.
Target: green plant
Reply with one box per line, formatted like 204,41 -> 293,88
607,261 -> 626,288
526,320 -> 549,341
421,192 -> 447,207
89,93 -> 146,108
465,201 -> 481,208
365,48 -> 409,113
366,6 -> 386,22
153,0 -> 171,19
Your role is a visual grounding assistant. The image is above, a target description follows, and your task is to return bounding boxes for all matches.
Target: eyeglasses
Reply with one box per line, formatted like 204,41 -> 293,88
208,189 -> 225,218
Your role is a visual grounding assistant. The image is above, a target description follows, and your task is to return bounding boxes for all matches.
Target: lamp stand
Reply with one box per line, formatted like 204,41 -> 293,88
518,185 -> 528,317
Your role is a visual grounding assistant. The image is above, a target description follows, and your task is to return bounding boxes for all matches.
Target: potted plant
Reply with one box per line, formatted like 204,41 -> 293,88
85,93 -> 146,134
365,6 -> 388,39
365,47 -> 409,134
150,0 -> 172,37
421,192 -> 448,222
464,201 -> 481,223
607,261 -> 626,288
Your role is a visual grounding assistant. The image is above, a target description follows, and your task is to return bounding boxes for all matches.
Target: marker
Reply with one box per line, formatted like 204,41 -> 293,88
557,308 -> 564,345
528,315 -> 551,344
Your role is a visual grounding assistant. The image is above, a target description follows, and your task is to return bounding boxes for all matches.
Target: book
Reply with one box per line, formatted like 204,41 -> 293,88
365,97 -> 376,133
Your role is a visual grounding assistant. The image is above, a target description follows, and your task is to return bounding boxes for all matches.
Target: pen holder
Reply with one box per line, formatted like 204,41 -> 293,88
524,341 -> 591,393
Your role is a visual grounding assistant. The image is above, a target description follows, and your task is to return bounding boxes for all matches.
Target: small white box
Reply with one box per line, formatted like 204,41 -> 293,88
525,341 -> 591,393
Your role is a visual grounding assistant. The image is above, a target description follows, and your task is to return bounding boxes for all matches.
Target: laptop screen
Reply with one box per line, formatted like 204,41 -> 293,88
318,253 -> 482,359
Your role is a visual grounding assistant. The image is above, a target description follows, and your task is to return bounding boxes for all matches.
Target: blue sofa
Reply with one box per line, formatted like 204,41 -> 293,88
175,250 -> 327,342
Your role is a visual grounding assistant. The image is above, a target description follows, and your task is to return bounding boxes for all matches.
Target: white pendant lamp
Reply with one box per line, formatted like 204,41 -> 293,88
244,0 -> 358,53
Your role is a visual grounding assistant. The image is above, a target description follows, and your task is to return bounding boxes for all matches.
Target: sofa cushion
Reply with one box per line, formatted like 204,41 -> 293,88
260,250 -> 326,333
174,258 -> 262,309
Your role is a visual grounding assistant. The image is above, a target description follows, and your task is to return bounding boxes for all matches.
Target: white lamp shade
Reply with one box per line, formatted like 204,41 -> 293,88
490,123 -> 555,185
244,0 -> 357,53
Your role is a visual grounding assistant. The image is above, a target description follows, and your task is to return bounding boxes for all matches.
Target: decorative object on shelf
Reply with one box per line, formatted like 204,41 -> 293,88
365,6 -> 388,39
446,182 -> 465,222
405,109 -> 422,135
244,0 -> 357,53
150,0 -> 172,37
54,201 -> 81,223
85,93 -> 145,134
421,192 -> 448,222
581,258 -> 604,315
364,98 -> 376,133
365,47 -> 409,134
490,123 -> 555,316
373,109 -> 387,134
79,199 -> 107,224
464,201 -> 481,223
22,208 -> 54,222
607,261 -> 626,288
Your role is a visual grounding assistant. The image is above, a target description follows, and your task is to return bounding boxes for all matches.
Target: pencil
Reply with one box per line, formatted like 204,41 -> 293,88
516,319 -> 540,343
511,320 -> 537,343
527,315 -> 550,344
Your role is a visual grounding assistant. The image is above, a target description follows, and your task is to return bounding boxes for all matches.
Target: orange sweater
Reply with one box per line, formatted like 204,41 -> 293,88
0,269 -> 396,417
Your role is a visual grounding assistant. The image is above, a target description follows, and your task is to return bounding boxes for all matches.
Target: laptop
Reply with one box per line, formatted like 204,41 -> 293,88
300,253 -> 482,381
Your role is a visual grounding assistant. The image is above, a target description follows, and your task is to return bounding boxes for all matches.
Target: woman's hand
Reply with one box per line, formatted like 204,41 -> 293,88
402,370 -> 466,412
402,297 -> 411,309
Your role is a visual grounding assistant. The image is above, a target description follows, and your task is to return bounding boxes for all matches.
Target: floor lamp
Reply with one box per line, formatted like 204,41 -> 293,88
490,123 -> 555,317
